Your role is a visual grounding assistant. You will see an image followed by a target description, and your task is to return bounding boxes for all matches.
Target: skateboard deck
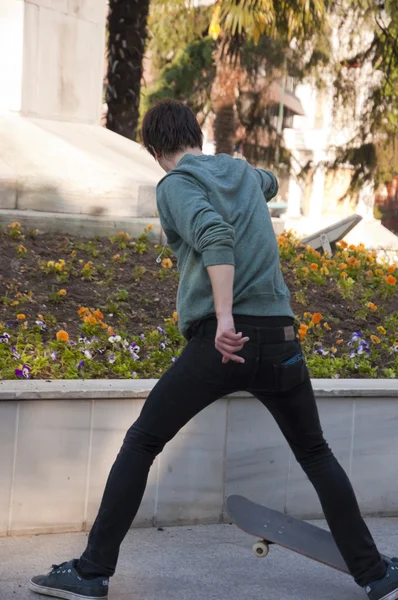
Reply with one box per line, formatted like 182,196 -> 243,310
225,495 -> 349,574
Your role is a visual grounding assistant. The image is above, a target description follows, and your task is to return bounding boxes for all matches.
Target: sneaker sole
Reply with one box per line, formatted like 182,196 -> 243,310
379,590 -> 398,600
28,580 -> 108,600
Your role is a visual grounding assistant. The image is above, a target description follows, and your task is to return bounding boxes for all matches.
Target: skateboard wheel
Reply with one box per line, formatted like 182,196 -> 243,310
252,541 -> 269,558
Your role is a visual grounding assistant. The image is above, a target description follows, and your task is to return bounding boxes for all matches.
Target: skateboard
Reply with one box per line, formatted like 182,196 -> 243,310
225,494 -> 349,574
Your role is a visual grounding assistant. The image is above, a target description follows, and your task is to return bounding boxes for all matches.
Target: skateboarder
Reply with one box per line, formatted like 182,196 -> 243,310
30,100 -> 397,600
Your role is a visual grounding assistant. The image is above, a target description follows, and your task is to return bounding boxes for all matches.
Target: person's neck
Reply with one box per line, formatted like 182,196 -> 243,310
171,147 -> 203,170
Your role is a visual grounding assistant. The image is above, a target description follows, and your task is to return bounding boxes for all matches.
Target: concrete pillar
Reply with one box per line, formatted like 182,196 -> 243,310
0,0 -> 106,123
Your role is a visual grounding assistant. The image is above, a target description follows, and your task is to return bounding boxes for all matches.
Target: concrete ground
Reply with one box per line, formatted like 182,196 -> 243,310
1,520 -> 398,600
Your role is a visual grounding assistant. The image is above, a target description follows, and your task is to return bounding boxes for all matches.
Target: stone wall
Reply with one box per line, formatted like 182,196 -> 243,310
0,379 -> 397,536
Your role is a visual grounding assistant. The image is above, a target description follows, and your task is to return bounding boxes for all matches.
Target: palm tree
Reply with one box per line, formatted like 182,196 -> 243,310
210,0 -> 327,155
106,0 -> 150,140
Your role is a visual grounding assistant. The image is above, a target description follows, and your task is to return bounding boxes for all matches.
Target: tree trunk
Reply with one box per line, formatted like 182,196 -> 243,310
211,51 -> 240,155
106,0 -> 150,141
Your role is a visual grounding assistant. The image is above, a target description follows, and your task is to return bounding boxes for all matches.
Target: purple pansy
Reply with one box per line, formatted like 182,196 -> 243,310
35,320 -> 46,331
171,357 -> 178,363
78,360 -> 85,370
15,364 -> 31,379
157,327 -> 165,336
51,350 -> 57,361
11,346 -> 21,360
108,353 -> 116,364
315,348 -> 328,356
0,333 -> 11,344
159,342 -> 166,351
139,334 -> 145,340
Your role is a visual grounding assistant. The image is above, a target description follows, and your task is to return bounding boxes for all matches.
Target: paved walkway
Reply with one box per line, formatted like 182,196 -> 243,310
1,519 -> 398,600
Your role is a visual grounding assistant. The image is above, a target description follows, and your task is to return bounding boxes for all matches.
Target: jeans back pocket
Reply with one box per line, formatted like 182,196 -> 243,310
274,356 -> 307,393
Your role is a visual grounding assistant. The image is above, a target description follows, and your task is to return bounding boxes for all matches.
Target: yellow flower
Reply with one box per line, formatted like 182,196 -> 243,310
312,313 -> 323,325
10,301 -> 19,307
340,272 -> 348,279
320,266 -> 329,275
71,250 -> 77,258
377,326 -> 386,335
331,347 -> 337,353
386,275 -> 397,285
324,322 -> 332,331
162,258 -> 173,269
370,335 -> 381,344
145,224 -> 154,232
173,311 -> 178,322
368,302 -> 377,311
47,260 -> 55,268
301,267 -> 309,275
375,269 -> 384,277
18,245 -> 27,253
113,254 -> 120,260
310,263 -> 319,271
366,270 -> 373,277
59,289 -> 67,296
17,313 -> 26,320
56,330 -> 69,342
303,312 -> 312,319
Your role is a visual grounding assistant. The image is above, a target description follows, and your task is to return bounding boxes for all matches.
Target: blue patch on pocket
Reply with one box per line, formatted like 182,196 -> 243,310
282,353 -> 303,366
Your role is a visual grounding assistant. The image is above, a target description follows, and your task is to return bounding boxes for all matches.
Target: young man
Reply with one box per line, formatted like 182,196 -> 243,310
30,100 -> 397,600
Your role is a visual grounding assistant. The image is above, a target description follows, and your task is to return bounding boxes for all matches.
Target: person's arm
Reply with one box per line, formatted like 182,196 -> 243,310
158,174 -> 248,362
251,167 -> 279,202
157,174 -> 235,266
207,264 -> 249,364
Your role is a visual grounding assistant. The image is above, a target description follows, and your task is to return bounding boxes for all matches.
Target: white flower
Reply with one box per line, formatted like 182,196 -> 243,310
109,335 -> 121,344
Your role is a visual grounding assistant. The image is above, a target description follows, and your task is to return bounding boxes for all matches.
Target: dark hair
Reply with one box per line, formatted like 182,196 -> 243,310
142,100 -> 203,158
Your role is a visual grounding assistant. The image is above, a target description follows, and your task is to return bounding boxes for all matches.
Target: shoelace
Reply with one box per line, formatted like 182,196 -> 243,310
50,562 -> 68,574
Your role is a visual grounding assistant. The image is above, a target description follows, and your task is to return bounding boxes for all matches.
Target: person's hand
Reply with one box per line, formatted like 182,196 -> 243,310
215,314 -> 249,364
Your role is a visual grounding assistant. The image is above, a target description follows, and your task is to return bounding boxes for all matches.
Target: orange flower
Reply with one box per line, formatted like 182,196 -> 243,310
386,275 -> 397,285
117,232 -> 125,236
339,240 -> 348,249
162,258 -> 173,269
56,330 -> 69,342
347,256 -> 356,266
84,315 -> 97,325
78,307 -> 89,317
388,266 -> 396,274
340,272 -> 348,279
17,314 -> 26,320
93,309 -> 104,320
327,260 -> 336,267
107,326 -> 114,336
310,263 -> 319,271
370,335 -> 381,344
59,289 -> 67,296
349,244 -> 356,250
100,321 -> 108,329
324,322 -> 332,331
10,301 -> 19,307
366,270 -> 373,277
298,324 -> 308,340
312,313 -> 322,325
112,254 -> 120,260
0,323 -> 2,329
339,263 -> 347,270
368,302 -> 377,311
336,339 -> 344,345
173,311 -> 178,322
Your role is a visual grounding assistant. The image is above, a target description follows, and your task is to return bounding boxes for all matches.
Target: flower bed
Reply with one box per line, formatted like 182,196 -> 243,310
0,223 -> 397,380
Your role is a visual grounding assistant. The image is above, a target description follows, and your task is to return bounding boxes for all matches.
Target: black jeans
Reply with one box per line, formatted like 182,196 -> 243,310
77,315 -> 386,587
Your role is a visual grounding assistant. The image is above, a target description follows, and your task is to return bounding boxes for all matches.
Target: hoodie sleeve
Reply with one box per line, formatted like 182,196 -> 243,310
251,167 -> 279,202
157,173 -> 235,267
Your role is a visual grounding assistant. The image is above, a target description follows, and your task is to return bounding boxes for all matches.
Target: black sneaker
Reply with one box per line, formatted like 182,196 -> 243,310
29,559 -> 109,600
365,558 -> 398,600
